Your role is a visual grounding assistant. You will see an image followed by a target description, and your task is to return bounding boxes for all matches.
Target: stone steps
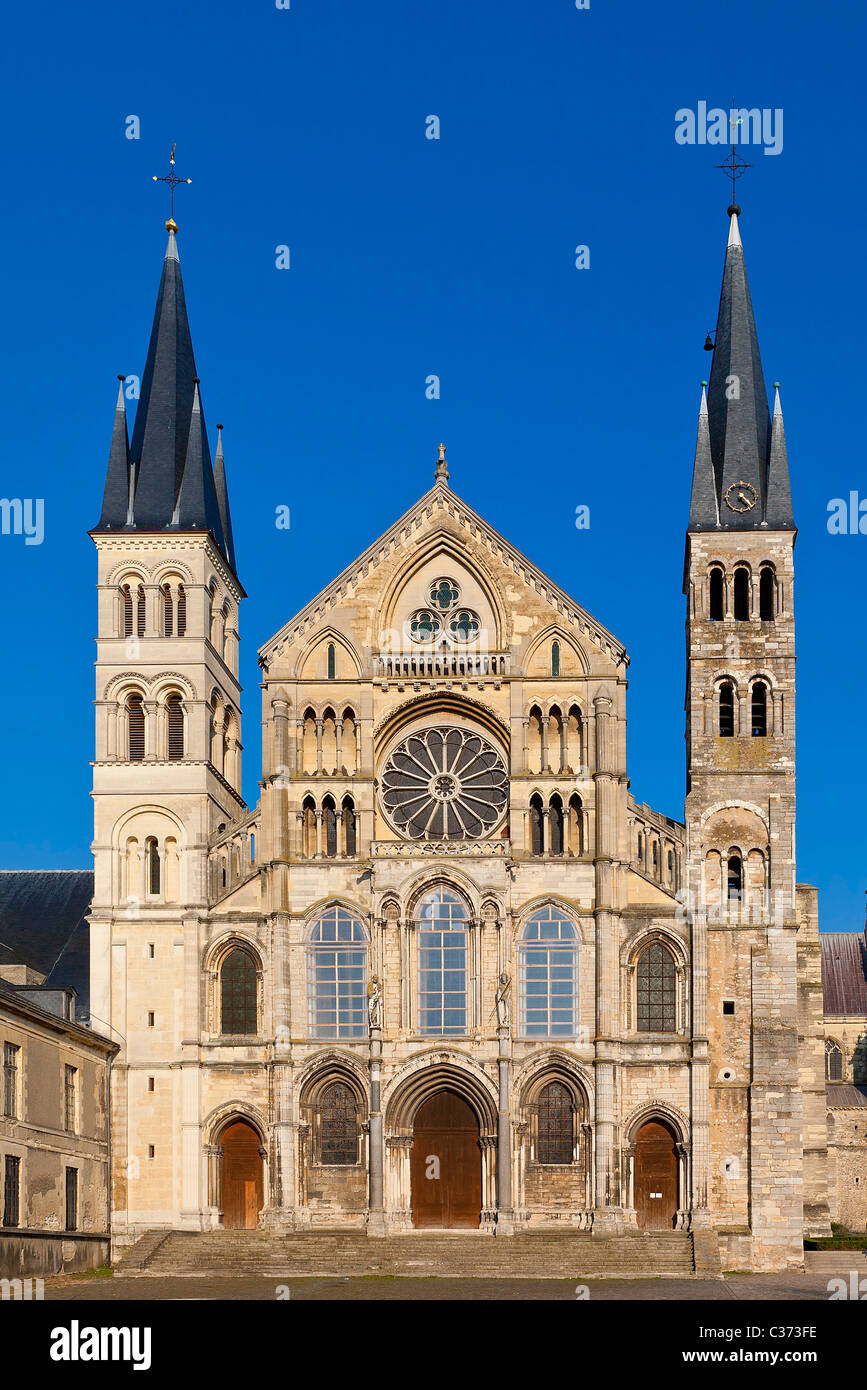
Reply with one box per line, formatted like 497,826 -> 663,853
803,1249 -> 867,1275
119,1228 -> 702,1279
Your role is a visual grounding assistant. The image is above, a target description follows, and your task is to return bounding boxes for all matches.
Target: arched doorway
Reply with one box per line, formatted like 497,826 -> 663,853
411,1090 -> 481,1228
221,1120 -> 263,1229
633,1119 -> 678,1230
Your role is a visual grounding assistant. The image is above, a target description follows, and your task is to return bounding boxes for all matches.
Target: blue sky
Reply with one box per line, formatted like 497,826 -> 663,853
0,0 -> 864,932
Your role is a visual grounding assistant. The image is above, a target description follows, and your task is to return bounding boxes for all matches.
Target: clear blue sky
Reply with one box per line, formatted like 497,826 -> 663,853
1,0 -> 864,932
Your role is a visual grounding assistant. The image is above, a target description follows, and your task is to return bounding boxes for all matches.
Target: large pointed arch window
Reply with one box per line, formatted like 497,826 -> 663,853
825,1039 -> 843,1082
220,947 -> 258,1036
307,906 -> 368,1039
415,886 -> 469,1035
636,941 -> 677,1032
320,1081 -> 360,1165
537,1081 -> 575,1164
519,905 -> 579,1038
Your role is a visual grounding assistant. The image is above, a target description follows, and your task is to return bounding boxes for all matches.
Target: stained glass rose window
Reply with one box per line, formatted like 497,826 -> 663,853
380,727 -> 508,840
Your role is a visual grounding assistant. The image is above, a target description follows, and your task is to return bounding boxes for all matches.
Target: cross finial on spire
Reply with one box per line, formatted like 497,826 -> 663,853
152,144 -> 192,232
435,442 -> 449,484
716,107 -> 752,213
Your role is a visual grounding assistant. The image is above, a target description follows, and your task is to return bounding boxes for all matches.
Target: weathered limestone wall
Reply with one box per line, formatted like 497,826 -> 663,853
796,885 -> 831,1235
0,1002 -> 114,1278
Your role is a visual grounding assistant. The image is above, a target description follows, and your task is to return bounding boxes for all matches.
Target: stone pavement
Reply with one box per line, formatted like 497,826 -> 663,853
42,1272 -> 839,1301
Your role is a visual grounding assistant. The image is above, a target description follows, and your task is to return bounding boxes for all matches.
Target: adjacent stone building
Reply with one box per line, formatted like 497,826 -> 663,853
822,928 -> 867,1231
84,198 -> 861,1272
0,976 -> 116,1277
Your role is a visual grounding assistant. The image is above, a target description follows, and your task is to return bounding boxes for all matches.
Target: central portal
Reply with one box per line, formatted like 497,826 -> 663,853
634,1119 -> 678,1230
411,1090 -> 481,1228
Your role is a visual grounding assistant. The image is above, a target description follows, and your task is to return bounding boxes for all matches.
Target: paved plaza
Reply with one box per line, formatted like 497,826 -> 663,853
40,1272 -> 841,1301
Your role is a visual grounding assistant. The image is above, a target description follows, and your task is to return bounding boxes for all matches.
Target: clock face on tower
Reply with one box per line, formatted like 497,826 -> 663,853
724,480 -> 759,513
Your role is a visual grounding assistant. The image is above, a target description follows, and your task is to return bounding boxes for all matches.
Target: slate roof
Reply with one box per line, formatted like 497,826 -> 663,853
93,228 -> 237,578
0,975 -> 115,1051
689,210 -> 795,532
821,931 -> 867,1017
826,1084 -> 867,1109
0,871 -> 93,1019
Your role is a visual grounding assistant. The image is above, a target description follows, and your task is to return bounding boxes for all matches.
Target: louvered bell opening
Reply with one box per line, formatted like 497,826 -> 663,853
176,586 -> 187,637
167,695 -> 184,761
136,586 -> 146,638
162,586 -> 173,637
122,585 -> 133,637
128,695 -> 145,761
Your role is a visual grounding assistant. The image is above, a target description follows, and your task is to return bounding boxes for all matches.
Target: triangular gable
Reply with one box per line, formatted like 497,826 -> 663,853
259,482 -> 628,666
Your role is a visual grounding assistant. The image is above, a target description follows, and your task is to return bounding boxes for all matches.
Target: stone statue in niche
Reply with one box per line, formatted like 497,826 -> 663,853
367,976 -> 383,1030
495,972 -> 512,1027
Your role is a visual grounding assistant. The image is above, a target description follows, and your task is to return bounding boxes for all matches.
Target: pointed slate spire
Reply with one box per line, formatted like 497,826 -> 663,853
706,208 -> 770,527
96,377 -> 132,528
689,207 -> 795,531
688,383 -> 718,528
213,424 -> 237,573
127,226 -> 198,528
173,380 -> 226,546
766,383 -> 795,528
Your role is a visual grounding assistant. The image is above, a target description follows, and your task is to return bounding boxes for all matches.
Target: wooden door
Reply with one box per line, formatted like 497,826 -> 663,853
634,1119 -> 678,1230
411,1090 -> 481,1228
222,1120 -> 263,1229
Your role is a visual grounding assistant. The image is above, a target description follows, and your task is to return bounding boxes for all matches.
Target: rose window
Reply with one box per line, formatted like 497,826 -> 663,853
379,726 -> 508,840
406,578 -> 480,646
430,578 -> 460,611
449,610 -> 479,642
408,610 -> 442,642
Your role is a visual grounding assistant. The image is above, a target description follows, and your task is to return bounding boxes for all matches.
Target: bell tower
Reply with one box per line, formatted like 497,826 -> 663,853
683,203 -> 810,1269
88,210 -> 245,1246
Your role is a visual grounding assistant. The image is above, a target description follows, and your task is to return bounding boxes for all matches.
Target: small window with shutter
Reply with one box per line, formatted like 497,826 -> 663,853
162,584 -> 173,636
128,694 -> 145,761
167,694 -> 184,760
122,584 -> 133,636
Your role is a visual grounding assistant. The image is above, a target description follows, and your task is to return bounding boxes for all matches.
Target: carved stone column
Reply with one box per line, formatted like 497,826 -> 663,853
367,1025 -> 386,1236
267,911 -> 295,1227
495,1026 -> 514,1235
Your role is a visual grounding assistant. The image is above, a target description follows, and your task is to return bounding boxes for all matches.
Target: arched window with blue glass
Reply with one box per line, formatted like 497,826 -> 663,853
307,905 -> 369,1039
519,905 -> 579,1038
416,886 -> 470,1035
551,640 -> 560,676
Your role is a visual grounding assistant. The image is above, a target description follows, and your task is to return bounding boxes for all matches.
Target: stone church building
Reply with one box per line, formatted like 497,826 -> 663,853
87,201 -> 850,1273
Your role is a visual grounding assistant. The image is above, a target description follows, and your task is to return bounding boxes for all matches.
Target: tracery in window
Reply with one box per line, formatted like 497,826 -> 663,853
636,941 -> 677,1032
307,906 -> 368,1039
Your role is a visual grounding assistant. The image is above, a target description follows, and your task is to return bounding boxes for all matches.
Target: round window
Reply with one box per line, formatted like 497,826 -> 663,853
380,726 -> 508,840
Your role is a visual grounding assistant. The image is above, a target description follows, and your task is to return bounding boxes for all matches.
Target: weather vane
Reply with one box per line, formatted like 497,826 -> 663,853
152,144 -> 192,231
716,107 -> 751,212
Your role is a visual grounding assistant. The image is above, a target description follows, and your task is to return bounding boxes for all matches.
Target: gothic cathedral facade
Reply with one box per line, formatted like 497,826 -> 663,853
89,206 -> 831,1271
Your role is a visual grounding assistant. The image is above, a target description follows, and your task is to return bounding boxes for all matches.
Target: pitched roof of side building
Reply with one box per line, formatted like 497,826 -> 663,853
821,930 -> 867,1017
